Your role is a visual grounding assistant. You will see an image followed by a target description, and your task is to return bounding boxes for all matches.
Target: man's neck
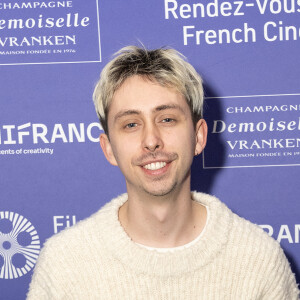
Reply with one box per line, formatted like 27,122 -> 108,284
118,185 -> 207,248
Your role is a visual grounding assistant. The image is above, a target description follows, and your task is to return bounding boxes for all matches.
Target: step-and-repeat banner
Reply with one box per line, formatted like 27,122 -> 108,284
0,1 -> 299,299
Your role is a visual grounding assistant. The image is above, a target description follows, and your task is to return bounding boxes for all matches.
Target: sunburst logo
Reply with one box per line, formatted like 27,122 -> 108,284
0,211 -> 40,279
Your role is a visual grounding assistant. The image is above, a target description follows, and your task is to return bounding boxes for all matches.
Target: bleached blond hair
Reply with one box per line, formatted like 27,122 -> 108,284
93,46 -> 204,134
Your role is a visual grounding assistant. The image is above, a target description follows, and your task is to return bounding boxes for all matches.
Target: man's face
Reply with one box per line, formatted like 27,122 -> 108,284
100,75 -> 206,198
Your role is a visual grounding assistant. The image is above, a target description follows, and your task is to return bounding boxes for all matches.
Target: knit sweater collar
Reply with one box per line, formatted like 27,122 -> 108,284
95,192 -> 232,277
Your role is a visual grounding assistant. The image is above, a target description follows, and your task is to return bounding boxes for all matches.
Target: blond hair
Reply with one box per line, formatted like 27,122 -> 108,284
93,46 -> 204,134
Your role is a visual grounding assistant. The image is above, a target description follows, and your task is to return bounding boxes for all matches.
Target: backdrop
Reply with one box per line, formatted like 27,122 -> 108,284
0,0 -> 299,299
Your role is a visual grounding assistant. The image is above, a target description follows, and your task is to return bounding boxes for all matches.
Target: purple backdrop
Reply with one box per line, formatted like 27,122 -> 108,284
0,0 -> 299,299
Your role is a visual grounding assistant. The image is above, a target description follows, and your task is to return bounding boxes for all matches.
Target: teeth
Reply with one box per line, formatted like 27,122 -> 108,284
143,162 -> 167,170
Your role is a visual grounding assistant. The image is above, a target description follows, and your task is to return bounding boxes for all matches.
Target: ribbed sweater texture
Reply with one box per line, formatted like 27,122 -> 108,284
27,192 -> 299,299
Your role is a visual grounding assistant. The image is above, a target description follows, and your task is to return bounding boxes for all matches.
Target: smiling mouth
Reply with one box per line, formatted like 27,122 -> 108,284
143,162 -> 167,170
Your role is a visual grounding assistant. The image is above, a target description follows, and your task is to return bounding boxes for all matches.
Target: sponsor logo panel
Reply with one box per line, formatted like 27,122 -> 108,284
0,0 -> 101,65
204,94 -> 300,168
0,121 -> 102,157
0,211 -> 40,279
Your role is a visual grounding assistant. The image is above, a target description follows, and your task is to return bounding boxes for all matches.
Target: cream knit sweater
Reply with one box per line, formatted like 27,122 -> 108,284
27,192 -> 299,300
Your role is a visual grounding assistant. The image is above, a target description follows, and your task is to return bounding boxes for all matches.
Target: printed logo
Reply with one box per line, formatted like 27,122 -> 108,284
203,93 -> 300,168
0,211 -> 40,279
0,121 -> 102,157
260,224 -> 300,244
0,0 -> 101,65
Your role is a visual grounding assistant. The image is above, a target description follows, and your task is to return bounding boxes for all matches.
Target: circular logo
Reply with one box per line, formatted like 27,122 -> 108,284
0,211 -> 40,279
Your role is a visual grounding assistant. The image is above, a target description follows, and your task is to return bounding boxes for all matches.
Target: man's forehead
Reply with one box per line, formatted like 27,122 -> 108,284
110,76 -> 188,112
114,75 -> 178,96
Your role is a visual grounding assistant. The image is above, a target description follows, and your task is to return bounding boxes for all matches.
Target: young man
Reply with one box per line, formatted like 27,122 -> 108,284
27,46 -> 299,299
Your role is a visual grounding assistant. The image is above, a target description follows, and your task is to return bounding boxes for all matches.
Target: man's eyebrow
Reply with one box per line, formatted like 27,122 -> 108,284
114,109 -> 141,122
154,104 -> 186,114
114,104 -> 186,122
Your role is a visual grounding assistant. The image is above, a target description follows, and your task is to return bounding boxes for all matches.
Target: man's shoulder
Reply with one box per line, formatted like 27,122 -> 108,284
223,202 -> 286,266
193,192 -> 283,256
234,213 -> 278,245
42,193 -> 128,253
199,192 -> 293,282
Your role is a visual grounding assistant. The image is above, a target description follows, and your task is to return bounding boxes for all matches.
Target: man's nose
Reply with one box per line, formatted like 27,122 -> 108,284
142,123 -> 163,152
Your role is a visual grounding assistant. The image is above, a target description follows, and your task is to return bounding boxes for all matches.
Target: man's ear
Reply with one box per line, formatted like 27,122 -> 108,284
194,119 -> 208,156
99,133 -> 118,166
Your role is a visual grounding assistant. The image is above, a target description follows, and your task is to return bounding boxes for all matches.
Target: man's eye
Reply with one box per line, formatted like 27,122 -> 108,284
125,123 -> 137,128
162,118 -> 174,123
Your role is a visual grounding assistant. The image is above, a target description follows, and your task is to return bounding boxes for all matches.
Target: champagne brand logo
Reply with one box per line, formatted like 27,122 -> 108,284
0,211 -> 40,279
0,0 -> 101,65
203,94 -> 300,168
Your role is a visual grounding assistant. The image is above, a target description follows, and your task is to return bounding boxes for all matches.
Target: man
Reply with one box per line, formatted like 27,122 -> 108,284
27,46 -> 299,299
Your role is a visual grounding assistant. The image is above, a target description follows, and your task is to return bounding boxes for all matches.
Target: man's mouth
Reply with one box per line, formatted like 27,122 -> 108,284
143,162 -> 167,171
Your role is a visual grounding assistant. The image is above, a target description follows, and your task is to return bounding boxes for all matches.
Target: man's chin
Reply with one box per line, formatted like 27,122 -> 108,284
142,183 -> 177,197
